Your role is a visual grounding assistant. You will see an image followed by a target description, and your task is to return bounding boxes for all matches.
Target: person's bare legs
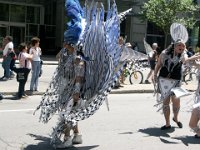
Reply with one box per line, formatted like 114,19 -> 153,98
72,123 -> 83,144
56,124 -> 72,148
171,95 -> 183,128
145,69 -> 154,83
171,96 -> 180,122
120,70 -> 125,84
189,108 -> 200,136
63,124 -> 71,137
73,123 -> 79,134
162,97 -> 171,127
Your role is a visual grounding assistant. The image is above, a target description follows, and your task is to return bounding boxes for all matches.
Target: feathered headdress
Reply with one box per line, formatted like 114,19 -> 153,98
170,23 -> 188,44
64,0 -> 83,45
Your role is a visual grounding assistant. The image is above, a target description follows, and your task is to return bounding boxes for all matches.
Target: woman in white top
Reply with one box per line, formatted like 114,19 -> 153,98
1,36 -> 14,80
29,37 -> 42,92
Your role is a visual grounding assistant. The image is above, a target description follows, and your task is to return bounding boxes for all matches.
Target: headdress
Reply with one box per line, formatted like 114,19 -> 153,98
170,23 -> 188,44
64,0 -> 83,45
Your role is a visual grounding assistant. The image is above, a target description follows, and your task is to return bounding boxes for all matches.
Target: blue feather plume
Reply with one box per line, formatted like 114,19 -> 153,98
64,0 -> 83,45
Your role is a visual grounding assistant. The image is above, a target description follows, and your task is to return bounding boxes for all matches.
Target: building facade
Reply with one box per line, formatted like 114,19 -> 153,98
0,0 -> 198,54
0,0 -> 62,54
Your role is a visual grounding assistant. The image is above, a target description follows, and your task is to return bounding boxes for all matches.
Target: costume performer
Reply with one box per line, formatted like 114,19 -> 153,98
34,0 -> 132,148
189,66 -> 200,138
185,54 -> 200,138
154,23 -> 190,130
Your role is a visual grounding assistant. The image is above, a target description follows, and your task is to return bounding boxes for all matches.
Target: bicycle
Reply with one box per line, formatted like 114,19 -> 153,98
121,60 -> 144,84
182,64 -> 198,85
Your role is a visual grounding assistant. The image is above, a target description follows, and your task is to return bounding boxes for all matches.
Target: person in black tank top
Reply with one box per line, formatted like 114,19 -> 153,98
154,39 -> 188,130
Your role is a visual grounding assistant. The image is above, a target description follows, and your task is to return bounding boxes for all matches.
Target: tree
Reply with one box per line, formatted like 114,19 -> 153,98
140,0 -> 199,47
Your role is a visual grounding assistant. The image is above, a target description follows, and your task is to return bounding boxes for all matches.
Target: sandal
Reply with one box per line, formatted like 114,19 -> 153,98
161,125 -> 171,130
195,134 -> 200,139
173,118 -> 183,128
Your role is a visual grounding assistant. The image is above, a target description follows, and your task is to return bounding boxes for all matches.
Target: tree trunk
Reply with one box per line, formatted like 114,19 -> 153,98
164,33 -> 168,49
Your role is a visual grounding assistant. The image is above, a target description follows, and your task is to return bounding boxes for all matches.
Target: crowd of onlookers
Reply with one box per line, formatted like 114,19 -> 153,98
0,35 -> 42,100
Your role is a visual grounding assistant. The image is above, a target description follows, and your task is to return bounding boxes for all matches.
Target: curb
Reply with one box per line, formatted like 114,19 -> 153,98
110,90 -> 154,94
1,89 -> 195,96
2,90 -> 154,96
42,62 -> 58,65
1,90 -> 195,95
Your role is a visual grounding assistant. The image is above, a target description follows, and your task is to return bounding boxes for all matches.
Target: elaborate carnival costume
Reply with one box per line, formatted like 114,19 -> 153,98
34,0 -> 132,147
190,69 -> 200,137
185,55 -> 200,138
154,23 -> 190,129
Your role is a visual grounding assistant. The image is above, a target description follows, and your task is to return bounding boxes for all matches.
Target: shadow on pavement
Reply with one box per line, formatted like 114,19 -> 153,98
23,134 -> 53,150
119,132 -> 134,134
172,136 -> 200,146
138,127 -> 175,137
24,133 -> 99,150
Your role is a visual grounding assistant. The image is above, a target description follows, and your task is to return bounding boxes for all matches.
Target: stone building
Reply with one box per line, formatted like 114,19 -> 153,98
0,0 -> 198,54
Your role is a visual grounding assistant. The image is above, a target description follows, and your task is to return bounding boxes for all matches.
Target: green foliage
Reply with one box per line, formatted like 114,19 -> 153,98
140,0 -> 199,34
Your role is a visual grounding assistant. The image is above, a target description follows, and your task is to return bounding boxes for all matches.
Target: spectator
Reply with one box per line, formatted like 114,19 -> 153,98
29,37 -> 42,93
14,43 -> 32,99
0,36 -> 14,81
113,36 -> 125,88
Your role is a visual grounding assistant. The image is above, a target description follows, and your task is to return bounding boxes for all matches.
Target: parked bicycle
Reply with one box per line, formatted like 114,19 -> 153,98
182,63 -> 198,85
121,60 -> 144,84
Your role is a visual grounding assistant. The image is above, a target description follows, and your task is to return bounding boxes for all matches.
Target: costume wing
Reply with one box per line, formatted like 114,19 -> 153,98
35,0 -> 84,123
121,47 -> 148,61
36,0 -> 132,143
61,1 -> 117,124
143,38 -> 153,55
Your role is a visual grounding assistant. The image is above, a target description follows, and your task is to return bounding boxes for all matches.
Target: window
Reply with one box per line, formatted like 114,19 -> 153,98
146,22 -> 165,50
45,25 -> 55,37
26,6 -> 40,24
0,3 -> 9,21
10,4 -> 25,22
28,24 -> 38,37
45,2 -> 56,25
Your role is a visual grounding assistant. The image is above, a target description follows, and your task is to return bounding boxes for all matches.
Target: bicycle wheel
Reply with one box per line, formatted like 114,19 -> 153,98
129,70 -> 143,84
183,72 -> 197,85
122,72 -> 131,85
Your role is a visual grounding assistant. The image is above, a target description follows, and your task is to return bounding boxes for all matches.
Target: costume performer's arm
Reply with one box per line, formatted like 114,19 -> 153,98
185,54 -> 200,62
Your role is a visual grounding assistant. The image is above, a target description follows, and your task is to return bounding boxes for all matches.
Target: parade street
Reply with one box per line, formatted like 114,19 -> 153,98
0,94 -> 200,150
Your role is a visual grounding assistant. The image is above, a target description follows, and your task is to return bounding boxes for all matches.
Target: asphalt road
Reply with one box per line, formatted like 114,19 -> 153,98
0,94 -> 199,150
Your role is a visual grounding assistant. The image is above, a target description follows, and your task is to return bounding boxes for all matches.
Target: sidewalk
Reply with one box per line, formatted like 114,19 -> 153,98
0,55 -> 197,95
